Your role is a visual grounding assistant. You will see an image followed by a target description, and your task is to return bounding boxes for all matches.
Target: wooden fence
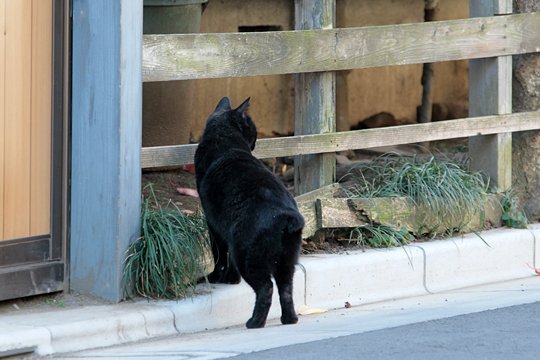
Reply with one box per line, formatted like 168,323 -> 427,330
141,0 -> 540,194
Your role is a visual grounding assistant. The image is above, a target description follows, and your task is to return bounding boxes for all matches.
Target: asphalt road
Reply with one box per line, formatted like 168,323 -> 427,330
229,301 -> 540,360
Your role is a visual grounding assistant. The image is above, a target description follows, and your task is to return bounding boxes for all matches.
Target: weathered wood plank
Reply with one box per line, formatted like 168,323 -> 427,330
316,196 -> 502,235
469,0 -> 513,191
295,183 -> 341,203
297,201 -> 318,239
294,0 -> 336,195
141,110 -> 540,169
294,72 -> 336,194
295,183 -> 341,238
143,13 -> 540,82
316,198 -> 367,229
349,197 -> 502,234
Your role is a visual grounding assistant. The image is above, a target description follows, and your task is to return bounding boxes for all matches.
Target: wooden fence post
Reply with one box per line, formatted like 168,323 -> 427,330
469,0 -> 512,191
294,0 -> 336,195
71,0 -> 142,301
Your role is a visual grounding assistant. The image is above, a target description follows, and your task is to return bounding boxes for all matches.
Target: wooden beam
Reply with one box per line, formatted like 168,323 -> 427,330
142,13 -> 540,82
71,0 -> 142,301
295,183 -> 341,203
294,0 -> 336,195
141,110 -> 540,169
314,196 -> 502,235
294,183 -> 341,238
316,198 -> 367,229
469,0 -> 513,191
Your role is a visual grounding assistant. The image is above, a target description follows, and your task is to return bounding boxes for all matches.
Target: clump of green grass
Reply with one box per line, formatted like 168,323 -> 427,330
123,185 -> 210,299
343,152 -> 490,245
347,225 -> 414,248
500,190 -> 528,229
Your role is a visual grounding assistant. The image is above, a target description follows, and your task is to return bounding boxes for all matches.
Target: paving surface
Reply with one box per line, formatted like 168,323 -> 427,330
230,301 -> 540,360
53,277 -> 540,359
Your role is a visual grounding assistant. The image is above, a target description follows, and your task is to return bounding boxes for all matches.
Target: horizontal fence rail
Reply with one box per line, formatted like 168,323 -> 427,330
141,110 -> 540,168
143,12 -> 540,82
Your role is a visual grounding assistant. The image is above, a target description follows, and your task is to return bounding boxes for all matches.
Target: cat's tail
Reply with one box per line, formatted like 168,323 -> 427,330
279,211 -> 305,235
277,211 -> 304,262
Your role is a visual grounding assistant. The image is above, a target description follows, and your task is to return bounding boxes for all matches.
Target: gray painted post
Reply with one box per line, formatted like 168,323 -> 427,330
71,0 -> 142,301
294,0 -> 336,195
469,0 -> 512,191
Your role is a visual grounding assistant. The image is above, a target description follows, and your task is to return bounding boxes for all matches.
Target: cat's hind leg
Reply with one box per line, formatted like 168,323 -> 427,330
238,259 -> 274,328
274,259 -> 298,325
275,228 -> 302,325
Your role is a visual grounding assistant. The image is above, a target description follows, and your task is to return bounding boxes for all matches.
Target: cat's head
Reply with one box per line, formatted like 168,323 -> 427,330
209,96 -> 257,151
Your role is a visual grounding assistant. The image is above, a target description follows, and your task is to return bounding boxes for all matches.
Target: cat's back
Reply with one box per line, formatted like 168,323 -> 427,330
200,149 -> 297,217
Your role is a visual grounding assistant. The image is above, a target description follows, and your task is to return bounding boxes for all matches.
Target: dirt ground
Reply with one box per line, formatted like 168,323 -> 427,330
0,291 -> 114,317
142,165 -> 202,213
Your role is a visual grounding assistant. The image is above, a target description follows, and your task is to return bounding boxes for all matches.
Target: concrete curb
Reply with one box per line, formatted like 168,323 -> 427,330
1,225 -> 538,356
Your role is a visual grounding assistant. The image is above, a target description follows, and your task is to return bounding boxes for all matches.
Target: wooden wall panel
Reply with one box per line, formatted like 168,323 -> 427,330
0,0 -> 5,239
30,0 -> 52,236
3,0 -> 32,240
0,0 -> 53,241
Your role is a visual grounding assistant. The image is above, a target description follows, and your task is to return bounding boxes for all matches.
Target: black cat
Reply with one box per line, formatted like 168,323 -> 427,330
195,97 -> 304,329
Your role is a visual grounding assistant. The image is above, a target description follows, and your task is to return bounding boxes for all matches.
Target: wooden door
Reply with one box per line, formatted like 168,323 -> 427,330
0,0 -> 66,301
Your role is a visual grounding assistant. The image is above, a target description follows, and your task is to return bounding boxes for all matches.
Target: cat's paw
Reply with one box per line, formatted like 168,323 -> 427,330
281,314 -> 298,325
246,317 -> 266,329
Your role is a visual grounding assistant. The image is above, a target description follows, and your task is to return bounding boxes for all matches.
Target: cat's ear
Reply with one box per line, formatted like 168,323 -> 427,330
235,97 -> 250,115
214,96 -> 232,113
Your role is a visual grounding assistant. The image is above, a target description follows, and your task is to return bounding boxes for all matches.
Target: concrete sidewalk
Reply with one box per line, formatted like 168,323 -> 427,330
56,278 -> 540,360
1,225 -> 539,357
